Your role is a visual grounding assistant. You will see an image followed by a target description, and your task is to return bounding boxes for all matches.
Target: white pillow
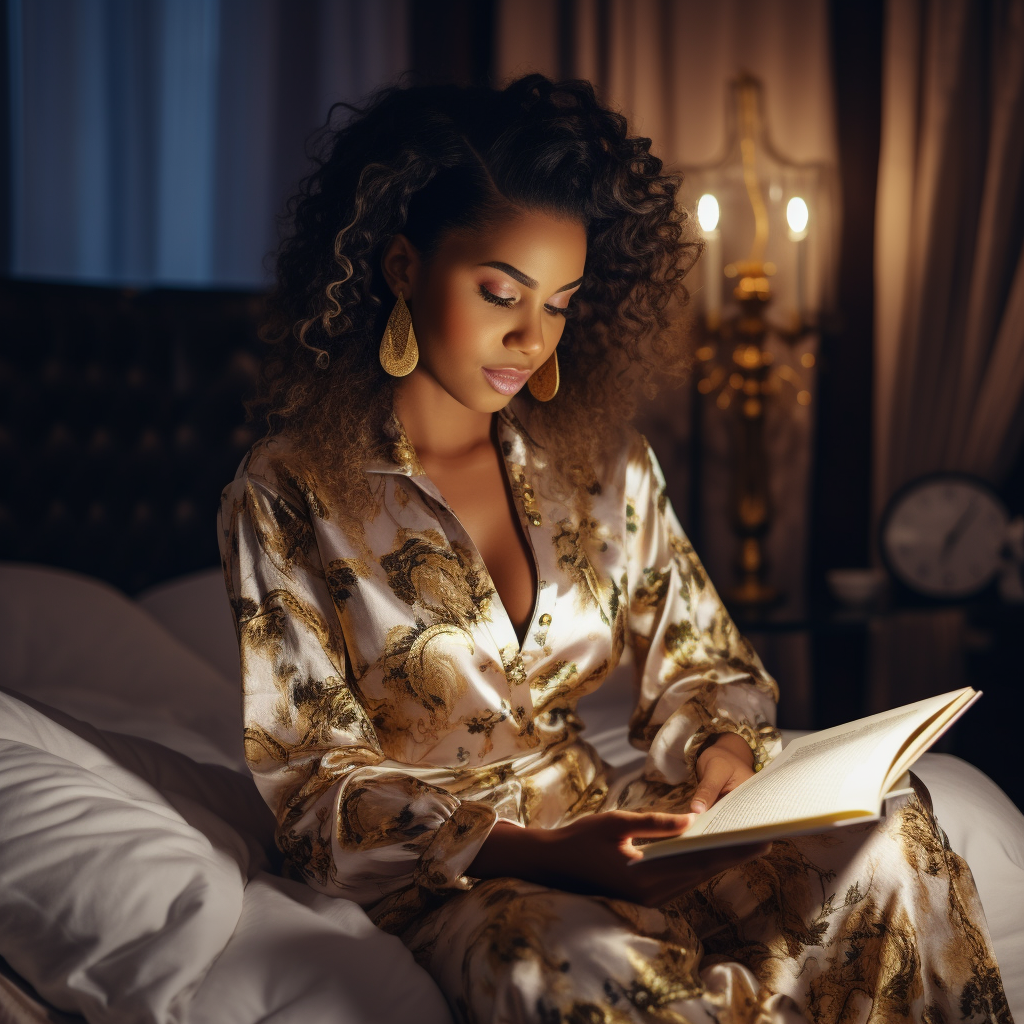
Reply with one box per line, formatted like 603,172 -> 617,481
4,688 -> 277,876
0,563 -> 245,771
0,691 -> 245,1024
187,872 -> 455,1024
137,569 -> 242,688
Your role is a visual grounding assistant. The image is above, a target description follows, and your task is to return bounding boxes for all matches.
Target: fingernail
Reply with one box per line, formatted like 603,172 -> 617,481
691,800 -> 706,813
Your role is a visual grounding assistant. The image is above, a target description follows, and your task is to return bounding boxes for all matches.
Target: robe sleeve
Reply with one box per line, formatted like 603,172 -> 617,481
622,436 -> 781,788
217,454 -> 497,910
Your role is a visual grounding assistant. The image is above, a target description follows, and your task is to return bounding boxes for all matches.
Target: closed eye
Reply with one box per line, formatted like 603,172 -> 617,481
544,303 -> 576,319
479,285 -> 516,308
480,284 -> 577,318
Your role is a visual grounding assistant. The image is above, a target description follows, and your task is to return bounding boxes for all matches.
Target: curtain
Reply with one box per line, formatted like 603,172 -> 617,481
6,0 -> 408,288
497,0 -> 837,168
874,0 -> 1024,503
868,0 -> 1024,716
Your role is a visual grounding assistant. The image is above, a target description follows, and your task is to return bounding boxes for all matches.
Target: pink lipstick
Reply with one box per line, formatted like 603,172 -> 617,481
482,367 -> 531,396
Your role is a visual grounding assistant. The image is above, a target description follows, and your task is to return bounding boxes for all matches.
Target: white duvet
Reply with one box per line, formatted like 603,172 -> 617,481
0,563 -> 1020,1024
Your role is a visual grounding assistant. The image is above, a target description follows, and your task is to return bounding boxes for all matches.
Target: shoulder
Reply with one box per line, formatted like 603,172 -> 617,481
221,433 -> 329,520
596,425 -> 664,497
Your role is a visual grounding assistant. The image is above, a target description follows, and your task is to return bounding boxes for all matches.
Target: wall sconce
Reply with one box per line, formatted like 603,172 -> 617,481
683,75 -> 835,610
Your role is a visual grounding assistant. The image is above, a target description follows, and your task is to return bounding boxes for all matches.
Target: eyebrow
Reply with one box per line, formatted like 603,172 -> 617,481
480,261 -> 583,294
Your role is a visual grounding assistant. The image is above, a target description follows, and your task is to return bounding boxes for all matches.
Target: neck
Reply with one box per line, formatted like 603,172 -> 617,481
393,368 -> 494,460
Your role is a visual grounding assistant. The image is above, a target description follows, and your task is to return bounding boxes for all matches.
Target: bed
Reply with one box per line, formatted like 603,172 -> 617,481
1,561 -> 1021,1024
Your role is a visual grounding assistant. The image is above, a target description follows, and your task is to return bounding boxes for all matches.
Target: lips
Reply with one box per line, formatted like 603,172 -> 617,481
482,367 -> 531,396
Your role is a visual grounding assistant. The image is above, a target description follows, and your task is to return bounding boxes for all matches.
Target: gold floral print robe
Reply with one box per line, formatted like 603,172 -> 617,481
217,400 -> 1011,1024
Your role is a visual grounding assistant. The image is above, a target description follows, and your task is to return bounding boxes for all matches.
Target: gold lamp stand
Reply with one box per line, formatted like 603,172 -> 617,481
722,266 -> 779,609
687,75 -> 829,613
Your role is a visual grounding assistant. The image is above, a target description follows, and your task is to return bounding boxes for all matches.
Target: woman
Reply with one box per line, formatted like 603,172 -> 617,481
217,75 -> 1010,1023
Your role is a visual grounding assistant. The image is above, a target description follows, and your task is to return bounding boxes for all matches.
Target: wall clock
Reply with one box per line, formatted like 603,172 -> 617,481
880,473 -> 1009,599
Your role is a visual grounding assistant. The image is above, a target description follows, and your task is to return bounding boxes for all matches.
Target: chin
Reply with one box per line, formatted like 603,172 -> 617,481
469,390 -> 516,414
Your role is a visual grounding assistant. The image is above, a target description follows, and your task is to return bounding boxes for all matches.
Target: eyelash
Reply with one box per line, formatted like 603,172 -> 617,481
478,285 -> 575,319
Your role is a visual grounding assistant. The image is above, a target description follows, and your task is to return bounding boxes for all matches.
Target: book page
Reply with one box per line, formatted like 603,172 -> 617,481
638,686 -> 977,861
881,688 -> 980,793
700,709 -> 916,835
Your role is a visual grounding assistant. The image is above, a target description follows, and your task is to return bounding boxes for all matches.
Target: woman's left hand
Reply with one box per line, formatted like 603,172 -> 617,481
690,733 -> 756,814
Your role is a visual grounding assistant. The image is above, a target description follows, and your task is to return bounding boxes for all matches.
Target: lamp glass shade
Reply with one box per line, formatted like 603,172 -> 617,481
680,76 -> 835,331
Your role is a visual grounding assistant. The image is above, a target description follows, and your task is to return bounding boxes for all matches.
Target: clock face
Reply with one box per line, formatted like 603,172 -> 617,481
882,475 -> 1008,598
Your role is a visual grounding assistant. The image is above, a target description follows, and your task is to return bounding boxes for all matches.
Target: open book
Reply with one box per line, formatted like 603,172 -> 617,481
637,686 -> 980,862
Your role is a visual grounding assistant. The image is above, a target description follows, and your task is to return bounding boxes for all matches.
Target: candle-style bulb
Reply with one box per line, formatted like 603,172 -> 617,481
697,194 -> 723,329
786,197 -> 809,236
697,194 -> 720,232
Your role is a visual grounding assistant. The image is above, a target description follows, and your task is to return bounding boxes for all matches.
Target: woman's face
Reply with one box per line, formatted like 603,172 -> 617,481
388,208 -> 587,413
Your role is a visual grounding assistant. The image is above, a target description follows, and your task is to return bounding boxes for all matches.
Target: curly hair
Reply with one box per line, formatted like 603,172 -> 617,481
248,73 -> 700,520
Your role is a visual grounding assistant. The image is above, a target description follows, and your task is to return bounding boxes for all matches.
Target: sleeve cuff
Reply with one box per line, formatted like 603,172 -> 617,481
413,800 -> 499,893
684,718 -> 781,778
645,707 -> 782,785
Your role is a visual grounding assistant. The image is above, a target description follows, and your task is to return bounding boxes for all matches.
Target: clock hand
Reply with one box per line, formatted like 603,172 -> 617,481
941,498 -> 977,559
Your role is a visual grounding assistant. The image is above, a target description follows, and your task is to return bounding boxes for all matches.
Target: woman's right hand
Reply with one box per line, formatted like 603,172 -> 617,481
468,812 -> 770,907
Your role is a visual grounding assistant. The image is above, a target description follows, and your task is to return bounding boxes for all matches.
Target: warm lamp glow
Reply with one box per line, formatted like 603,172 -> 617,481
697,193 -> 720,232
786,196 -> 809,235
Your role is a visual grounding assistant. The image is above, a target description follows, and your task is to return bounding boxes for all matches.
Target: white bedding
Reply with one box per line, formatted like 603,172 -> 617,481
0,562 -> 1020,1024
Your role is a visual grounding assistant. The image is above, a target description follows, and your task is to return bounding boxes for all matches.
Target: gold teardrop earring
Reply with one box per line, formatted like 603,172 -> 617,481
527,351 -> 559,402
379,292 -> 419,377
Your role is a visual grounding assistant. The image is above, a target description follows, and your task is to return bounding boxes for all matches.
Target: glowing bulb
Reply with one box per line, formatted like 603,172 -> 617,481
697,194 -> 720,232
786,197 -> 809,235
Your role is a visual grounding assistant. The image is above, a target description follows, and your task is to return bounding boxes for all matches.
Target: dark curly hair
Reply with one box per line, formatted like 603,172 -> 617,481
249,73 -> 700,521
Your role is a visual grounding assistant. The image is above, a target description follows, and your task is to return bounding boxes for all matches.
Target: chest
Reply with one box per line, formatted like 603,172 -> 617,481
419,446 -> 537,643
312,462 -> 631,765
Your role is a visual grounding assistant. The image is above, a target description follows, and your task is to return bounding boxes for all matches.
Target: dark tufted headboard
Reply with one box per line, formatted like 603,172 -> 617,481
0,279 -> 265,594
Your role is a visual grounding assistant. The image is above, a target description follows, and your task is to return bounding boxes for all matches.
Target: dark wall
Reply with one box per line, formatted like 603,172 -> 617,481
0,0 -> 10,275
0,280 -> 263,593
409,0 -> 496,86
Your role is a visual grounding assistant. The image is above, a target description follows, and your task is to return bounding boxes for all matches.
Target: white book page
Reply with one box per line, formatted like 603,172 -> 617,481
697,709 -> 917,835
643,688 -> 973,857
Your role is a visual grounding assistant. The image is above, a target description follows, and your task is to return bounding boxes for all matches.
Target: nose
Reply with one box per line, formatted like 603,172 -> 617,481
503,312 -> 547,361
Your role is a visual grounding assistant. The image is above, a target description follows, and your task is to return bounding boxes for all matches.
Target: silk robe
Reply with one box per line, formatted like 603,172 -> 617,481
218,401 -> 1010,1023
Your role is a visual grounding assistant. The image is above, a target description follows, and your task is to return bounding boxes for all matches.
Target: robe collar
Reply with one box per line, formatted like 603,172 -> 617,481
363,397 -> 537,478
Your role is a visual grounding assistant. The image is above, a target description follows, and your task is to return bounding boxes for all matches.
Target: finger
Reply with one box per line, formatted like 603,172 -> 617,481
690,760 -> 731,813
624,816 -> 695,840
605,811 -> 693,839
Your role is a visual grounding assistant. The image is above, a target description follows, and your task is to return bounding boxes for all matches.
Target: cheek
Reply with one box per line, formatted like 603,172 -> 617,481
419,283 -> 494,361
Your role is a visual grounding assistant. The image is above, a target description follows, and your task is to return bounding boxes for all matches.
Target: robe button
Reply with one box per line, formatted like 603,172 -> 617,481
528,514 -> 542,526
539,613 -> 552,626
